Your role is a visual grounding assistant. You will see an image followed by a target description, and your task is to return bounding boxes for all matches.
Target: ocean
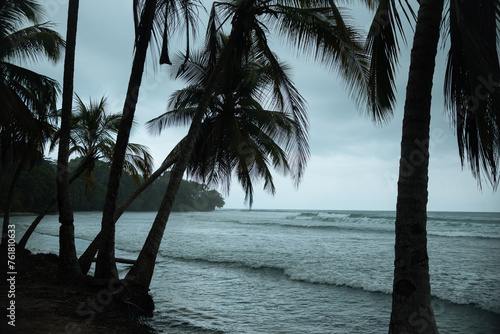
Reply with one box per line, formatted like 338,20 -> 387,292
11,210 -> 500,333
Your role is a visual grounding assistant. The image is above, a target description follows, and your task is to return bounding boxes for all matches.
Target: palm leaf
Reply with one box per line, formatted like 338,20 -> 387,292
0,0 -> 45,35
364,0 -> 416,122
63,95 -> 154,190
1,62 -> 60,114
444,0 -> 500,189
125,142 -> 154,180
134,0 -> 204,66
0,23 -> 65,63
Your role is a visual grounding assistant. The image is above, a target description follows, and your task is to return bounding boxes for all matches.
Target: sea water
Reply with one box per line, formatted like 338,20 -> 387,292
11,210 -> 500,333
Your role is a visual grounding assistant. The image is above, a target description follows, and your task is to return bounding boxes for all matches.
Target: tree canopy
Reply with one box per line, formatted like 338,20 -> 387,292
0,157 -> 224,213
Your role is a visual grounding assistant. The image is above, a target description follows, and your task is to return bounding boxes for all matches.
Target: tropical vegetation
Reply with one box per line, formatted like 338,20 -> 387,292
95,0 -> 203,279
126,29 -> 312,286
0,0 -> 64,245
148,32 -> 309,207
17,95 -> 154,250
0,157 -> 224,213
0,157 -> 56,213
125,0 -> 373,289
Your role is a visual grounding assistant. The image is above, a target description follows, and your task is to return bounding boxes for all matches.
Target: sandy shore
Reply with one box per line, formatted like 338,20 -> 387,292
1,250 -> 157,334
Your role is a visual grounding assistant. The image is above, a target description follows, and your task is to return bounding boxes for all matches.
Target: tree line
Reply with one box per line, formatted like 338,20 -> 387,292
1,0 -> 498,333
0,157 -> 224,213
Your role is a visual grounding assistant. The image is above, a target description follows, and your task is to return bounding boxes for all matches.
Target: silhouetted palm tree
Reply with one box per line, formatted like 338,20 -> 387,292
95,0 -> 203,279
126,0 -> 371,288
18,95 -> 153,250
65,96 -> 153,193
0,0 -> 63,245
148,34 -> 309,207
57,0 -> 82,279
365,0 -> 499,332
83,37 -> 305,273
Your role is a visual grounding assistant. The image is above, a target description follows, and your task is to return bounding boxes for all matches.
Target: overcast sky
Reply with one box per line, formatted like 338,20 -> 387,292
32,0 -> 499,212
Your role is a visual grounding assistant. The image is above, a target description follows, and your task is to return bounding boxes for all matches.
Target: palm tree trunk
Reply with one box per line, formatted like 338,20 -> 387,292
389,0 -> 444,333
1,162 -> 23,246
79,154 -> 177,274
18,196 -> 57,249
18,157 -> 92,250
94,0 -> 156,279
57,0 -> 82,280
115,154 -> 178,220
126,17 -> 246,288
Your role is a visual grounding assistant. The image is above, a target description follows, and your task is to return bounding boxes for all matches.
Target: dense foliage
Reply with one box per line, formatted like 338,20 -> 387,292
0,157 -> 224,213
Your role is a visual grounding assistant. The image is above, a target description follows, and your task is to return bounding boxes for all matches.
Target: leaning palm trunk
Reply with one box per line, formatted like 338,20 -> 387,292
95,0 -> 156,279
389,0 -> 443,333
115,154 -> 178,220
1,162 -> 23,246
78,154 -> 177,274
18,157 -> 92,250
57,0 -> 82,280
126,18 -> 245,288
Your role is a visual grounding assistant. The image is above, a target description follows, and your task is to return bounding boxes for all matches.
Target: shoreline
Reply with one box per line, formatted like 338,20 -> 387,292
1,250 -> 157,334
4,212 -> 37,216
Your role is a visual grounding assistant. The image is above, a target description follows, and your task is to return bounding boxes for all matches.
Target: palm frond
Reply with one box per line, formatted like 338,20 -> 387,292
171,49 -> 209,83
1,64 -> 58,161
364,0 -> 416,123
134,0 -> 204,66
0,0 -> 60,167
125,142 -> 155,179
1,23 -> 65,63
251,32 -> 310,184
444,0 -> 500,189
147,105 -> 198,135
0,0 -> 45,35
270,2 -> 370,118
1,62 -> 60,115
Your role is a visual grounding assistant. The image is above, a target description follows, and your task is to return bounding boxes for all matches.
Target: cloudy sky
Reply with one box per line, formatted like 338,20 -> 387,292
32,0 -> 499,212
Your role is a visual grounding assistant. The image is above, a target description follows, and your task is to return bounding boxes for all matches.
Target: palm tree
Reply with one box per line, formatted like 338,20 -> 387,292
57,0 -> 82,280
18,95 -> 154,251
81,43 -> 303,272
126,0 -> 371,289
365,0 -> 499,332
148,36 -> 309,207
95,0 -> 202,279
0,0 -> 64,245
64,96 -> 153,195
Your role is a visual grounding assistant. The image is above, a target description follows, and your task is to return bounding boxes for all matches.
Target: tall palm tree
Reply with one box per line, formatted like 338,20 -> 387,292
82,44 -> 304,272
18,95 -> 154,250
126,0 -> 371,288
95,0 -> 202,279
148,36 -> 309,207
57,0 -> 82,280
365,0 -> 499,332
0,0 -> 63,245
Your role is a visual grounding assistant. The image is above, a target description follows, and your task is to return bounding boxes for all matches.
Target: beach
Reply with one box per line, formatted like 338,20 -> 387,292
5,210 -> 500,333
